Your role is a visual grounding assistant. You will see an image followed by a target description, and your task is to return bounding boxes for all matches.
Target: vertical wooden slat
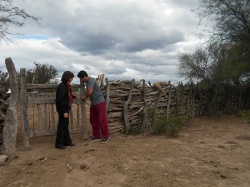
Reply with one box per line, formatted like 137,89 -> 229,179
166,82 -> 172,119
153,91 -> 162,127
123,79 -> 134,134
2,58 -> 19,156
105,78 -> 110,110
69,109 -> 74,129
20,68 -> 30,148
37,104 -> 42,131
51,104 -> 55,130
80,81 -> 87,139
140,79 -> 147,133
176,83 -> 180,115
77,104 -> 80,129
44,104 -> 48,130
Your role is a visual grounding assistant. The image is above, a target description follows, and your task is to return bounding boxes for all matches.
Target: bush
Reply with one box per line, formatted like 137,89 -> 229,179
240,109 -> 250,124
152,114 -> 187,137
165,116 -> 187,137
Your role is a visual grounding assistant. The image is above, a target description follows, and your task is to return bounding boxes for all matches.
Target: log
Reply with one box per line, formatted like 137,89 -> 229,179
27,84 -> 81,89
123,80 -> 134,134
2,58 -> 19,157
20,68 -> 30,148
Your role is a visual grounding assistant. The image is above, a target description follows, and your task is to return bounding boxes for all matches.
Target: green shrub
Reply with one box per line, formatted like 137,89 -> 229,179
165,116 -> 187,137
151,113 -> 166,134
240,109 -> 250,124
152,114 -> 187,137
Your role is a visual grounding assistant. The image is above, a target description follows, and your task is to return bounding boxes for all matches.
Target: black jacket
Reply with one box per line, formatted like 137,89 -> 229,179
56,82 -> 70,114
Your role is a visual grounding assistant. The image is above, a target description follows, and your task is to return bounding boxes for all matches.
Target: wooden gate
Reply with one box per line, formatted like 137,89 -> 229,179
19,69 -> 88,148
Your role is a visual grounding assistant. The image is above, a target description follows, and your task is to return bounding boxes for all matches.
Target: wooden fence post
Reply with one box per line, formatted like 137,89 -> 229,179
105,78 -> 110,110
152,90 -> 162,127
166,81 -> 171,119
2,58 -> 19,157
123,79 -> 134,134
176,83 -> 180,115
20,68 -> 30,148
140,79 -> 147,133
80,81 -> 87,139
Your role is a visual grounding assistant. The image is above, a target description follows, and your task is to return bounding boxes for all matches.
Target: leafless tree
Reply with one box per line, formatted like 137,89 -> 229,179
0,0 -> 40,42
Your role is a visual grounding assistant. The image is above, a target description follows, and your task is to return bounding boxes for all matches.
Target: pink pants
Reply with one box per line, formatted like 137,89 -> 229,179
90,102 -> 110,138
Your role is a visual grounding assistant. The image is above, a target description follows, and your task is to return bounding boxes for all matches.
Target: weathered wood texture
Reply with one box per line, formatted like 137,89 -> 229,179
105,80 -> 250,134
2,58 -> 19,157
16,73 -> 250,143
18,77 -> 86,145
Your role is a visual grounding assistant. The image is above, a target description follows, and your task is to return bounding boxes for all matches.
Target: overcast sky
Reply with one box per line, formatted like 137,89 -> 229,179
0,0 -> 204,84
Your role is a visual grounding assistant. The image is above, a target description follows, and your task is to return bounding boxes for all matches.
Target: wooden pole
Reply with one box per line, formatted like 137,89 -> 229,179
166,82 -> 171,119
80,81 -> 87,139
20,68 -> 30,148
123,79 -> 134,134
140,79 -> 147,133
2,58 -> 19,157
105,78 -> 110,110
153,90 -> 162,127
176,83 -> 180,115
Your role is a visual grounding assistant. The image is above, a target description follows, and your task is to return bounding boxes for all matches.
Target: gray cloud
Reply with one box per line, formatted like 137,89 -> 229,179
1,0 -> 202,84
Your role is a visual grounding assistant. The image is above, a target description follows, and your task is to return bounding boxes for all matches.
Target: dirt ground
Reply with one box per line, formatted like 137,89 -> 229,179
0,115 -> 250,187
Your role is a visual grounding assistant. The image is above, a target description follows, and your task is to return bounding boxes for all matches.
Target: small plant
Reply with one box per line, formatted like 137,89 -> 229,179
130,108 -> 187,137
128,127 -> 141,135
152,112 -> 187,137
240,109 -> 250,124
152,114 -> 167,134
165,116 -> 187,137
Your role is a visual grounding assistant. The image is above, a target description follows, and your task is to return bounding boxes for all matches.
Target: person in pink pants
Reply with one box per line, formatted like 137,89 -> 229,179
77,70 -> 110,143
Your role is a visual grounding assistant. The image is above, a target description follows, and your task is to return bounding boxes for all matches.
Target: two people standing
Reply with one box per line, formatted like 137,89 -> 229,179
55,70 -> 110,149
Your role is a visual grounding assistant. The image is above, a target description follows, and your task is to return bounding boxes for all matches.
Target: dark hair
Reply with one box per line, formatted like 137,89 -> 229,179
77,70 -> 88,78
61,71 -> 74,83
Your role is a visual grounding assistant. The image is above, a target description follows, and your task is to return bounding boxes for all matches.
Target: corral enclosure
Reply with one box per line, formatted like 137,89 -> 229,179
20,76 -> 250,141
1,58 -> 250,157
1,60 -> 250,187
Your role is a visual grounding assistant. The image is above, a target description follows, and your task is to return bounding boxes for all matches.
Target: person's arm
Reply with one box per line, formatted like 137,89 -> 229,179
80,88 -> 93,100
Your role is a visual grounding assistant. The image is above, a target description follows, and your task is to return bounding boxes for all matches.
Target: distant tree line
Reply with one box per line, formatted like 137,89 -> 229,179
0,62 -> 58,87
178,0 -> 250,115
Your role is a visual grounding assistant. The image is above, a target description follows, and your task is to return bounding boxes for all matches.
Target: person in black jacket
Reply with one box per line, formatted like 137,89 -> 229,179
55,71 -> 76,149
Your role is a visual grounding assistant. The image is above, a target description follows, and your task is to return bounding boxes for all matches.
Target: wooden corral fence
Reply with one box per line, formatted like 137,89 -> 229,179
19,72 -> 250,146
103,79 -> 250,134
1,58 -> 250,163
104,79 -> 199,134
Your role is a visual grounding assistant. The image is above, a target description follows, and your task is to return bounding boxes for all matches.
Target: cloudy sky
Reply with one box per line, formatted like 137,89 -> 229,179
0,0 -> 204,84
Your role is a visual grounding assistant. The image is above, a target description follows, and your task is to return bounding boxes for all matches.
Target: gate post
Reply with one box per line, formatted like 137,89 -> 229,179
80,81 -> 88,139
20,68 -> 30,148
2,58 -> 18,157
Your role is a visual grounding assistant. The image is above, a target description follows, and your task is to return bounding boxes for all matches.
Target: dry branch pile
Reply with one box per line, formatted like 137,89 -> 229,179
105,80 -> 202,134
0,85 -> 10,154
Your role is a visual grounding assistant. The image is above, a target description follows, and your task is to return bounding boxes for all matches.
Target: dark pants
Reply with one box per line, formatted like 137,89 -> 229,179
55,112 -> 72,147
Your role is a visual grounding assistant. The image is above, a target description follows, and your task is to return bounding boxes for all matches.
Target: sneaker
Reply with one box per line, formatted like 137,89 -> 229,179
89,137 -> 101,142
101,137 -> 110,144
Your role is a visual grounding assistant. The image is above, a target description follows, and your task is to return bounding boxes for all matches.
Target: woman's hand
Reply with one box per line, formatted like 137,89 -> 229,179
63,113 -> 69,118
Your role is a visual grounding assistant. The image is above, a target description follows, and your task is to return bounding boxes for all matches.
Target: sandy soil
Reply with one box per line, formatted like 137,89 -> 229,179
0,115 -> 250,187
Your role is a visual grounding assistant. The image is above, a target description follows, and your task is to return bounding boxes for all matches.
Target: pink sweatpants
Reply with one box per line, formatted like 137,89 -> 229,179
90,102 -> 110,139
